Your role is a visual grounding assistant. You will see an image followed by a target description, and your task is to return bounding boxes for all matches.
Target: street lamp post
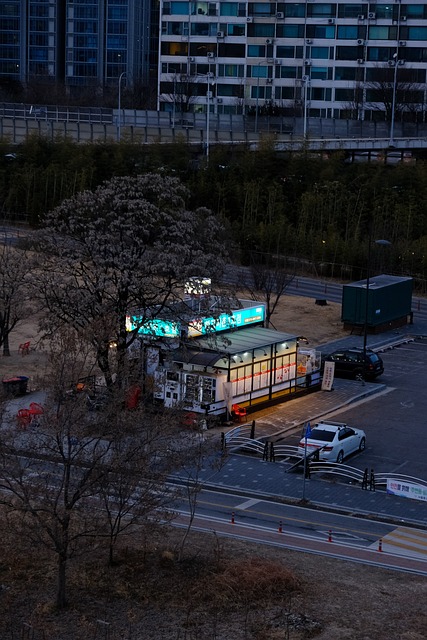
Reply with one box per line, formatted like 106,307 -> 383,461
389,0 -> 401,147
117,71 -> 126,142
362,237 -> 392,364
254,61 -> 264,135
206,71 -> 214,164
302,75 -> 310,139
389,53 -> 398,147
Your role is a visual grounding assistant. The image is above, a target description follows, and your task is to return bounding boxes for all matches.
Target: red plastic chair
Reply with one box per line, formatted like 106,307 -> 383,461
29,402 -> 44,417
17,408 -> 31,428
231,404 -> 247,423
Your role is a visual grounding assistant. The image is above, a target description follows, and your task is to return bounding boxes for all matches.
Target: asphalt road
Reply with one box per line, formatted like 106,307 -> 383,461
170,487 -> 427,575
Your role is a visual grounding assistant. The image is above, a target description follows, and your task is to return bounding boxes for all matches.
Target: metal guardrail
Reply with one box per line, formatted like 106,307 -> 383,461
221,428 -> 427,489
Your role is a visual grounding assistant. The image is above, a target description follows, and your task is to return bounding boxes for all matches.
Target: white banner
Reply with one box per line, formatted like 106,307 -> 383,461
387,479 -> 427,502
222,381 -> 233,416
321,360 -> 335,391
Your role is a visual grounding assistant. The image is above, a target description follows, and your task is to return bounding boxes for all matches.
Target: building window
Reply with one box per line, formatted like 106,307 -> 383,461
338,4 -> 368,18
310,46 -> 330,59
307,3 -> 336,18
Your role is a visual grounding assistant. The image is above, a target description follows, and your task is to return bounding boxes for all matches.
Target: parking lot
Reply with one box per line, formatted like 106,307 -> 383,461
260,337 -> 427,481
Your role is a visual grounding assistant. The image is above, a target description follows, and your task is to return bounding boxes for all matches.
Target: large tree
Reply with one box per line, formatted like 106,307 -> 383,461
0,243 -> 34,356
31,173 -> 228,387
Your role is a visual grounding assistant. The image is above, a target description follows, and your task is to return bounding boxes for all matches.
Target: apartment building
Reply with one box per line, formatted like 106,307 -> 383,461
0,0 -> 150,91
158,1 -> 427,120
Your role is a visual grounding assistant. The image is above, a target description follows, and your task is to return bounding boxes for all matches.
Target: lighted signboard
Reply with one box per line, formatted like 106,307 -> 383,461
126,304 -> 265,338
187,306 -> 265,337
126,316 -> 179,337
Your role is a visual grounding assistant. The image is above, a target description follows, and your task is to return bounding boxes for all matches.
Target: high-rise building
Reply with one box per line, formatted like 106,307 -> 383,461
0,0 -> 151,92
157,1 -> 427,121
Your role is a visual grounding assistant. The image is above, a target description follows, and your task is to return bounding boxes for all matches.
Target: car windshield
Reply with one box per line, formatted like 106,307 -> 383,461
309,429 -> 335,442
368,354 -> 380,363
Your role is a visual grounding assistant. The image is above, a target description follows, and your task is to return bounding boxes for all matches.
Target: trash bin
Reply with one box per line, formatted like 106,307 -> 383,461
2,376 -> 29,397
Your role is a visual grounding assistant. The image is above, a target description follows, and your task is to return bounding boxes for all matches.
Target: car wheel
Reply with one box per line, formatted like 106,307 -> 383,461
359,437 -> 366,452
354,369 -> 364,381
336,450 -> 344,464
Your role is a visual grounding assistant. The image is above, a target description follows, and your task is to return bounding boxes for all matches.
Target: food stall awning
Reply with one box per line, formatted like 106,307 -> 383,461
190,327 -> 297,354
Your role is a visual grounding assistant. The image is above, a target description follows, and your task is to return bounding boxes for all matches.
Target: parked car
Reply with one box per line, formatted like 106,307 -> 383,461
28,106 -> 47,118
323,347 -> 384,380
297,421 -> 366,463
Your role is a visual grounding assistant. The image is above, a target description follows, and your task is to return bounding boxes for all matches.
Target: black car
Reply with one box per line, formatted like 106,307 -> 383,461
323,348 -> 384,381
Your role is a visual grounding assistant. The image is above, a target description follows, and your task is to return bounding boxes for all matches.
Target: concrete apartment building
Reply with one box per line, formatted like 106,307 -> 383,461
0,0 -> 151,92
157,1 -> 426,120
0,1 -> 425,121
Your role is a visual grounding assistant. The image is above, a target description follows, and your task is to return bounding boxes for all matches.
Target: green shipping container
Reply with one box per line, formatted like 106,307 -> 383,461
342,274 -> 413,329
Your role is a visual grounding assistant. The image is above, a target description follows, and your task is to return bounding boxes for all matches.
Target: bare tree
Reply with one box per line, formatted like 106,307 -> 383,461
30,173 -> 228,388
365,63 -> 425,122
242,252 -> 295,329
0,328 -> 184,608
0,243 -> 34,356
97,411 -> 179,566
162,73 -> 207,115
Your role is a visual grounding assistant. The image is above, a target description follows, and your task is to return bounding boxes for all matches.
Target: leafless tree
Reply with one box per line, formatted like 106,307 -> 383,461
241,252 -> 295,329
0,328 -> 186,608
162,73 -> 207,115
30,173 -> 228,388
0,243 -> 35,356
365,63 -> 425,122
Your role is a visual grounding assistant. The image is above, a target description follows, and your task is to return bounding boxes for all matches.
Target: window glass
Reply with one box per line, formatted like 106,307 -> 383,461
248,24 -> 275,37
374,4 -> 394,19
338,4 -> 367,18
335,66 -> 357,80
311,66 -> 329,80
218,63 -> 244,76
306,25 -> 336,39
280,24 -> 304,38
275,86 -> 295,99
408,26 -> 427,40
278,65 -> 297,78
228,23 -> 245,36
366,47 -> 392,62
336,45 -> 359,59
406,4 -> 427,19
170,2 -> 189,15
284,3 -> 305,17
311,46 -> 330,59
249,64 -> 268,78
369,26 -> 397,39
307,3 -> 336,17
220,2 -> 238,16
248,3 -> 274,17
247,44 -> 265,56
337,25 -> 359,39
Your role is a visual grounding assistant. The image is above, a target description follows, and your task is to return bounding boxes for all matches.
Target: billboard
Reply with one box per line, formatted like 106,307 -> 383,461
126,304 -> 265,338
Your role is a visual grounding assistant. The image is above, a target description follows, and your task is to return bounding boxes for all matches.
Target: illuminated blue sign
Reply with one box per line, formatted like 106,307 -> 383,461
126,304 -> 265,338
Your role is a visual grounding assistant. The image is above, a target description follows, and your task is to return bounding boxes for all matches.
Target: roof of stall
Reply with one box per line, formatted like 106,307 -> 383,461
176,327 -> 297,361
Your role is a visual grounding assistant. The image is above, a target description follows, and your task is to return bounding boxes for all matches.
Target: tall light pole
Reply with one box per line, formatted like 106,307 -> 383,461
389,0 -> 401,147
362,237 -> 392,364
117,71 -> 126,142
389,53 -> 398,147
172,73 -> 177,129
302,75 -> 310,138
254,61 -> 263,134
206,71 -> 214,164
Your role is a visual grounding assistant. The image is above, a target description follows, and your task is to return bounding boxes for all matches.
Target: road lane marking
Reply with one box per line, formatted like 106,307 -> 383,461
235,498 -> 261,510
371,527 -> 427,559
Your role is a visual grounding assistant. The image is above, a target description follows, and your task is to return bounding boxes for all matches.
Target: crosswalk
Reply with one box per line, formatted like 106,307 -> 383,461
372,527 -> 427,559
